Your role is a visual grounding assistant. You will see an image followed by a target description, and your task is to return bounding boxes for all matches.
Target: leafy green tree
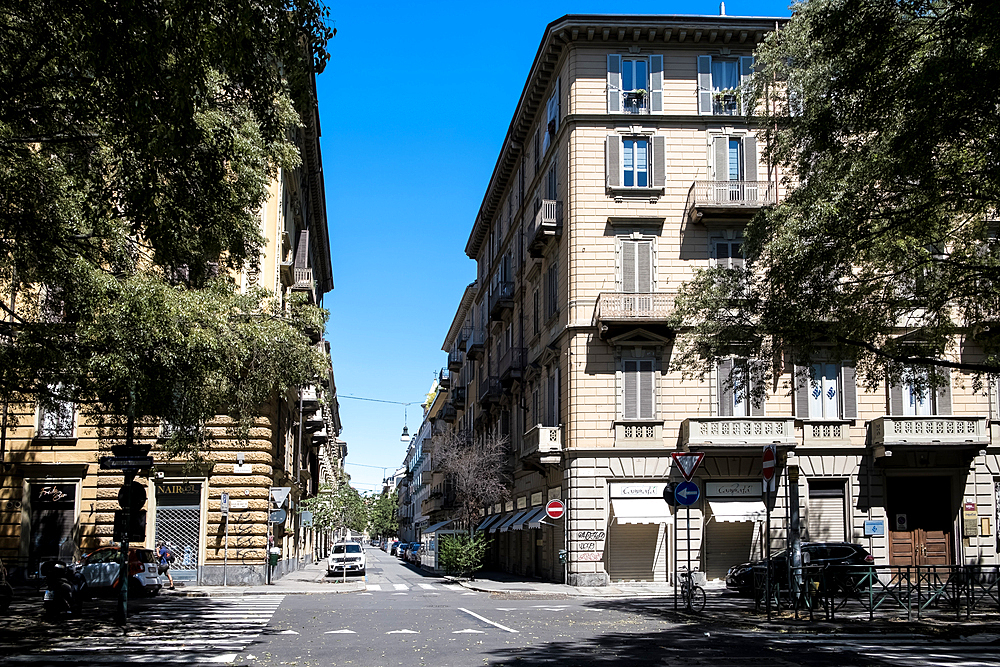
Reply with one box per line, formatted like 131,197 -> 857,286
438,533 -> 490,578
368,490 -> 399,538
674,0 -> 1000,395
302,483 -> 368,537
0,0 -> 333,453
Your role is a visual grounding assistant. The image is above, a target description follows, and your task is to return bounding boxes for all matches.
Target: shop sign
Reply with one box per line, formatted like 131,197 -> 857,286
963,502 -> 978,537
609,482 -> 668,498
156,483 -> 200,505
705,481 -> 762,499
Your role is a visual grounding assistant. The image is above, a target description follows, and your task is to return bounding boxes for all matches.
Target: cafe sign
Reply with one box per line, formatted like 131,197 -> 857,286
706,481 -> 762,499
609,483 -> 669,498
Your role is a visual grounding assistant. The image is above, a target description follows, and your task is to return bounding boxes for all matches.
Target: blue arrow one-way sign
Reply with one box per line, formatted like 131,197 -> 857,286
674,481 -> 700,506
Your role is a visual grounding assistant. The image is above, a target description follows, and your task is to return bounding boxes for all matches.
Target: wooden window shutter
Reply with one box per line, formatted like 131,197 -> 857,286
718,359 -> 734,417
622,240 -> 636,293
750,368 -> 766,417
649,54 -> 663,113
841,361 -> 858,420
637,241 -> 652,293
743,135 -> 758,182
606,135 -> 620,188
697,55 -> 713,115
639,359 -> 655,420
294,229 -> 310,268
794,364 -> 811,418
607,54 -> 622,112
652,135 -> 666,188
936,369 -> 952,416
889,382 -> 904,416
624,359 -> 638,419
713,136 -> 728,181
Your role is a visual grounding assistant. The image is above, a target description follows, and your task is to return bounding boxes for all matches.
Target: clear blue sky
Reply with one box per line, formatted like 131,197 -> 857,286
316,0 -> 793,494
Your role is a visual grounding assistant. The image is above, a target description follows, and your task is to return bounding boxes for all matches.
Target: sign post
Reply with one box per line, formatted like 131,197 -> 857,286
671,452 -> 704,609
762,444 -> 776,621
221,492 -> 230,586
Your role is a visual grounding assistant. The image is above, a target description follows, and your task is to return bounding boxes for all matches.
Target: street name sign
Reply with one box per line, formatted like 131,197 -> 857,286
671,452 -> 705,481
674,481 -> 700,506
100,456 -> 154,470
545,499 -> 565,520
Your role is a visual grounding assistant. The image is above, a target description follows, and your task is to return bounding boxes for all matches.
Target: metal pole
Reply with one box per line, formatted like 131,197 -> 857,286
267,499 -> 272,585
115,400 -> 136,628
765,482 -> 771,621
563,498 -> 568,585
673,503 -> 677,612
789,465 -> 802,604
223,513 -> 229,587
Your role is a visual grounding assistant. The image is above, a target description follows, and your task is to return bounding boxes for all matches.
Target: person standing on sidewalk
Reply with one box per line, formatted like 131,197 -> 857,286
157,540 -> 175,590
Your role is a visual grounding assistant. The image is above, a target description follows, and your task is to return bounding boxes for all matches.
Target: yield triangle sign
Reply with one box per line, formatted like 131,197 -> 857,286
270,486 -> 291,507
672,452 -> 705,482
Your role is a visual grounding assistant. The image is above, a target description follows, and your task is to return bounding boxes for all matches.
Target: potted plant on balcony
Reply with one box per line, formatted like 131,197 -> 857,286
713,87 -> 740,113
623,88 -> 647,107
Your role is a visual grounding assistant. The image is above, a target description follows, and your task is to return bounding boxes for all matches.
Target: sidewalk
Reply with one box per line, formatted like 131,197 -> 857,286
161,560 -> 365,597
455,570 -> 679,598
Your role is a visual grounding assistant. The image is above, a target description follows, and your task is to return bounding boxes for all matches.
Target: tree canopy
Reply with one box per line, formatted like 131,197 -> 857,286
0,0 -> 333,452
302,483 -> 368,536
674,0 -> 1000,395
366,490 -> 399,538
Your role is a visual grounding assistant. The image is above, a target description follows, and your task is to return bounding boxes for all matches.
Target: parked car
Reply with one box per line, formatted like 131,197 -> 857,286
397,543 -> 411,560
406,543 -> 422,565
726,542 -> 874,595
0,555 -> 13,613
389,540 -> 401,556
78,546 -> 162,597
328,541 -> 366,576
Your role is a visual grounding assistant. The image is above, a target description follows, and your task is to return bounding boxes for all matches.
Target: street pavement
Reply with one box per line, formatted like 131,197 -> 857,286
2,546 -> 1000,666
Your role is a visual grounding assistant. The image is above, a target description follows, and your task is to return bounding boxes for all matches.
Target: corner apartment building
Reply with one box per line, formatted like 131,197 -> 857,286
0,76 -> 341,586
431,13 -> 1000,586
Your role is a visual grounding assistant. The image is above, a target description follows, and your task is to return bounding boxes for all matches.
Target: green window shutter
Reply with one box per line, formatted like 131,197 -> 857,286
652,135 -> 666,188
649,55 -> 663,113
608,54 -> 622,112
698,55 -> 713,114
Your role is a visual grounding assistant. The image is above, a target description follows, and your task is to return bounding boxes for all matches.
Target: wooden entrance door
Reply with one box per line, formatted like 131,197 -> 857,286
886,476 -> 952,566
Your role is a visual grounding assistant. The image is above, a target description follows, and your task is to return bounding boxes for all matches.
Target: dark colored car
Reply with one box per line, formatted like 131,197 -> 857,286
726,542 -> 874,595
389,540 -> 401,556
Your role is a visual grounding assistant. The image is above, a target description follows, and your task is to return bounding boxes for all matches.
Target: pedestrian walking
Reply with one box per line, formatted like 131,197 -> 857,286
157,540 -> 175,590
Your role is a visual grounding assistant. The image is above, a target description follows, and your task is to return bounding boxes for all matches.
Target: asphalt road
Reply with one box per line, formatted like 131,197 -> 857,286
2,546 -> 999,666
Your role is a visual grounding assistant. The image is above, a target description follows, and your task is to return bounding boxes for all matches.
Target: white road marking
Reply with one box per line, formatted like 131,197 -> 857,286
325,630 -> 356,634
387,629 -> 420,634
496,607 -> 517,611
358,592 -> 373,596
461,592 -> 476,596
453,629 -> 486,634
393,583 -> 409,590
457,607 -> 519,634
418,583 -> 436,590
278,630 -> 299,635
366,584 -> 382,591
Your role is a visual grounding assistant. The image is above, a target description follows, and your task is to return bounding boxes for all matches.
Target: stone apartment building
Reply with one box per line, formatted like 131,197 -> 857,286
428,12 -> 1000,586
0,75 -> 342,586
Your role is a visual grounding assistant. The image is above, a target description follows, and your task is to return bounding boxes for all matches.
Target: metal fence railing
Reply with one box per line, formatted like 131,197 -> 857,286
753,563 -> 1000,622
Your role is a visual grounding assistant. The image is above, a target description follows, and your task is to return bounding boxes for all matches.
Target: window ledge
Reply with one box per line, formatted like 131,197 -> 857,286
609,187 -> 664,203
33,435 -> 78,445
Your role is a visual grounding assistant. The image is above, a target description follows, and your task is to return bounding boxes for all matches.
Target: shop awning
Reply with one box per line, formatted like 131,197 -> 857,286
424,520 -> 453,534
708,500 -> 767,523
476,515 -> 502,532
498,510 -> 529,532
489,512 -> 513,532
610,498 -> 671,524
512,507 -> 548,530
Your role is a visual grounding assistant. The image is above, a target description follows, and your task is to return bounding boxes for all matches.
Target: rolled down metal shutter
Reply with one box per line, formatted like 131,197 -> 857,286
607,523 -> 659,582
704,520 -> 755,581
808,481 -> 847,542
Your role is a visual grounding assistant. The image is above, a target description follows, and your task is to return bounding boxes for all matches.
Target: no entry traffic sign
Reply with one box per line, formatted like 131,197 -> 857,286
762,444 -> 777,492
545,499 -> 565,520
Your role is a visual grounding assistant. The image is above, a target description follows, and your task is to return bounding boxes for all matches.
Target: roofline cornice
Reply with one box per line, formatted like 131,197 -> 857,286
442,281 -> 478,351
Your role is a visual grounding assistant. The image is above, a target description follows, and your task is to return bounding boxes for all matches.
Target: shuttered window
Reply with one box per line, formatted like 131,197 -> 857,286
623,359 -> 655,420
718,358 -> 764,417
607,136 -> 665,190
698,55 -> 755,115
607,54 -> 664,114
545,262 -> 558,319
546,366 -> 560,427
794,361 -> 858,420
713,239 -> 744,269
889,367 -> 952,416
621,239 -> 653,294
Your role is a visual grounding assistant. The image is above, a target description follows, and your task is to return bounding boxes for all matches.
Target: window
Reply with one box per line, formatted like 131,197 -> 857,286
546,366 -> 560,427
794,362 -> 858,420
709,135 -> 762,204
37,385 -> 75,439
713,238 -> 744,269
623,358 -> 655,420
718,358 -> 763,417
546,158 -> 557,200
619,238 -> 653,293
545,261 -> 558,320
607,54 -> 663,114
543,78 -> 560,153
697,55 -> 754,115
890,368 -> 952,416
605,135 -> 665,192
532,288 -> 540,336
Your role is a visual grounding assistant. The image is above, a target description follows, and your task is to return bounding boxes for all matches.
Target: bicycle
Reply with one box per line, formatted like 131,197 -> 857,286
678,569 -> 707,612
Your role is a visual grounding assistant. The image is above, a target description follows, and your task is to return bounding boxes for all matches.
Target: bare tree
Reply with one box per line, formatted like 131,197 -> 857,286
434,427 -> 510,532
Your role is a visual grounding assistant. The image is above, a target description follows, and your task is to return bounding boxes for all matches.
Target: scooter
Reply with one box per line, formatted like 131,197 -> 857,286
40,560 -> 87,617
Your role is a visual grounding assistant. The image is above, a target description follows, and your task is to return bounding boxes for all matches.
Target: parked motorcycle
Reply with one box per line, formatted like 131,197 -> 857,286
40,560 -> 87,617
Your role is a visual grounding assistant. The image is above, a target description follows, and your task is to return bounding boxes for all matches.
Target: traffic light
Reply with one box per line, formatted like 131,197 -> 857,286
114,509 -> 146,542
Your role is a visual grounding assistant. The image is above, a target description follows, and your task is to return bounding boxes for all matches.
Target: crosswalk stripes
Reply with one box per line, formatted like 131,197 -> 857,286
364,583 -> 469,593
3,595 -> 285,664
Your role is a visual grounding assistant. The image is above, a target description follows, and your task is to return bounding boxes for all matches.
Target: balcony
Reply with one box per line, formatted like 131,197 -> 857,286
527,200 -> 564,258
300,385 -> 320,409
447,349 -> 463,372
687,180 -> 776,223
870,416 -> 988,451
681,418 -> 797,450
452,385 -> 466,410
499,347 -> 526,386
290,266 -> 317,303
420,470 -> 434,485
612,90 -> 650,115
478,377 -> 502,405
440,403 -> 457,423
802,420 -> 853,447
523,424 -> 563,463
488,281 -> 515,321
595,292 -> 676,341
438,368 -> 450,390
465,330 -> 485,360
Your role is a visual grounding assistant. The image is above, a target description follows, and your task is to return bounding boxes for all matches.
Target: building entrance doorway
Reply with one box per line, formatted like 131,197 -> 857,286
154,481 -> 202,582
886,476 -> 952,566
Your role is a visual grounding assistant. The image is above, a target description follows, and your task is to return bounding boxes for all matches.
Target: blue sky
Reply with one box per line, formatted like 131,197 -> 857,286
316,0 -> 793,494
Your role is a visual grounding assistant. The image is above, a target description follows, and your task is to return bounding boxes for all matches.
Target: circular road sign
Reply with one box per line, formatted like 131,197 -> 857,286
545,499 -> 565,520
674,481 -> 700,506
762,446 -> 776,481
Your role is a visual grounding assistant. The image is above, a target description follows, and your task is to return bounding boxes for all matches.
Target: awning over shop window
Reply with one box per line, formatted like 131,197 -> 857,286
610,498 -> 671,525
512,507 -> 547,530
499,510 -> 529,532
708,500 -> 767,523
489,513 -> 513,532
424,520 -> 453,534
476,515 -> 502,532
